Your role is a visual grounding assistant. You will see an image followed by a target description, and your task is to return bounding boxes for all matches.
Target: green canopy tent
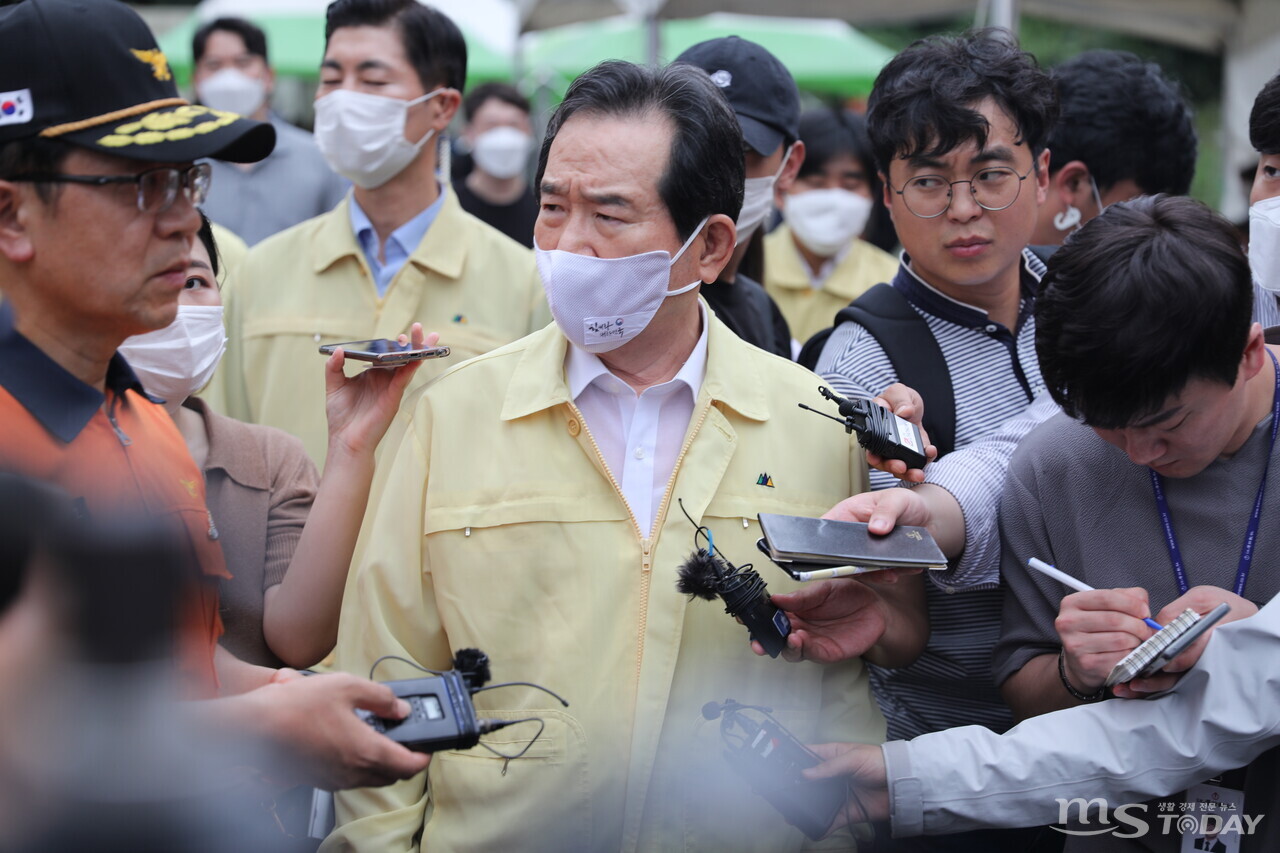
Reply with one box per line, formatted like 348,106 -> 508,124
521,12 -> 896,99
156,12 -> 514,89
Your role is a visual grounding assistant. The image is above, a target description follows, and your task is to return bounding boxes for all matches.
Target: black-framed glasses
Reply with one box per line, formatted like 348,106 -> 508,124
888,164 -> 1033,219
8,163 -> 211,214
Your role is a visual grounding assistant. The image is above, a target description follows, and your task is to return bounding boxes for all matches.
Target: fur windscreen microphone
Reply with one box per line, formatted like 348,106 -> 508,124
677,545 -> 792,658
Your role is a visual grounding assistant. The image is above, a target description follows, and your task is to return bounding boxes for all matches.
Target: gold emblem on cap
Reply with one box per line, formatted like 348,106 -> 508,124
96,105 -> 238,148
130,48 -> 172,82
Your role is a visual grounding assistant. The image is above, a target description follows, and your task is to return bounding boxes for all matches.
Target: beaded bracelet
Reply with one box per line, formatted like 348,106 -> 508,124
1058,647 -> 1107,702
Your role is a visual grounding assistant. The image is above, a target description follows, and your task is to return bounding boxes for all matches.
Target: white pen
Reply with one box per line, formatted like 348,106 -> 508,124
1027,557 -> 1164,630
795,565 -> 876,581
795,564 -> 943,581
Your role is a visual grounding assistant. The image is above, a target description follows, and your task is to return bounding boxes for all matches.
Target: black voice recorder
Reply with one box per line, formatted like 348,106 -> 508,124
800,386 -> 929,470
355,649 -> 568,754
703,699 -> 848,841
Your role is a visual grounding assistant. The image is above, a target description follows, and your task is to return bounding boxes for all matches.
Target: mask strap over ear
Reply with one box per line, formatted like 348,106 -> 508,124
669,215 -> 711,265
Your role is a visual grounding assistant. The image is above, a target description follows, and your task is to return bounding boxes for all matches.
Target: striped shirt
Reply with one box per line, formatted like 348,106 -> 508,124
814,248 -> 1046,741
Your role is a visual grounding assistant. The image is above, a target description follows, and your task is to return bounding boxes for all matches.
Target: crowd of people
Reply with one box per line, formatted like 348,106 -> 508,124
2,0 -> 1280,851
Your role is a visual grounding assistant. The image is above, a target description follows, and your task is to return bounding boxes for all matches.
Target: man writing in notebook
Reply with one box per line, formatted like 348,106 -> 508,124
993,195 -> 1278,851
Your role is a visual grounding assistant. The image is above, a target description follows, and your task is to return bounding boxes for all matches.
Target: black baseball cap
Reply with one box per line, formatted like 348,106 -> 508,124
0,0 -> 274,163
674,36 -> 800,156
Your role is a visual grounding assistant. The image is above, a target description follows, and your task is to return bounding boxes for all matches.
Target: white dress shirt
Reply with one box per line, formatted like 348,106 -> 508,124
565,304 -> 709,538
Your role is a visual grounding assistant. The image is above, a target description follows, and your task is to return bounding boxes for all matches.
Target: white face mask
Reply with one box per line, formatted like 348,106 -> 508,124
472,126 -> 531,181
535,217 -> 709,353
782,188 -> 873,258
197,68 -> 267,118
314,88 -> 443,189
735,144 -> 791,246
117,305 -> 227,404
1250,196 -> 1280,293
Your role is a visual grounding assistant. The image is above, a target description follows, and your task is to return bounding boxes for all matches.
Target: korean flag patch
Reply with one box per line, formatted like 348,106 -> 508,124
0,89 -> 33,127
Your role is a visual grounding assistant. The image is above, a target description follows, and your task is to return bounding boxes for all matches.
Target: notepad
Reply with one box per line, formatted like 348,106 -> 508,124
755,512 -> 947,578
1105,602 -> 1231,686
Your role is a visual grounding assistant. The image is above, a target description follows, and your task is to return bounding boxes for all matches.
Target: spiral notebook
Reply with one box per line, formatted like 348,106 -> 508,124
1105,602 -> 1231,686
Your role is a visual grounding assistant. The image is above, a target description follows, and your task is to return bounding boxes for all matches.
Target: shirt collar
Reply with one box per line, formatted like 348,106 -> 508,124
565,302 -> 710,402
348,184 -> 446,266
804,241 -> 852,290
0,304 -> 153,443
894,247 -> 1042,330
314,186 -> 469,279
502,298 -> 768,423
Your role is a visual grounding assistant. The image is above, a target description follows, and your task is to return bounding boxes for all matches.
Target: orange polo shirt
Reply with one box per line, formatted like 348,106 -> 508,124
0,319 -> 228,696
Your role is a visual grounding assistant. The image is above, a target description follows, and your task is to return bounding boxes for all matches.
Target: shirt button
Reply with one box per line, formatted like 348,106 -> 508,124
314,333 -> 322,343
984,324 -> 998,334
634,447 -> 645,460
567,418 -> 580,436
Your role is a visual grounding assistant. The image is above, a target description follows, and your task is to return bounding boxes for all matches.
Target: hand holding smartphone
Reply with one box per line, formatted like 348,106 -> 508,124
318,338 -> 450,366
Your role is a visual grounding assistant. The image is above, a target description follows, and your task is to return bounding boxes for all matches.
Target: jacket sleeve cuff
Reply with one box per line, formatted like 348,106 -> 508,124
882,740 -> 925,838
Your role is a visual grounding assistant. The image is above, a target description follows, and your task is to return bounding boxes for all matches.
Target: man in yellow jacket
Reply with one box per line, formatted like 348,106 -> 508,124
327,60 -> 925,852
211,0 -> 545,466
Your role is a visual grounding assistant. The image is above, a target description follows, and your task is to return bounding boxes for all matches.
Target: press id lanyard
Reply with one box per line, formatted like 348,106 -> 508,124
1149,349 -> 1280,597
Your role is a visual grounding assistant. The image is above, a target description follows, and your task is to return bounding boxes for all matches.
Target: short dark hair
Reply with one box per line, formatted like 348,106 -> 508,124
866,29 -> 1057,177
193,17 -> 268,65
196,212 -> 220,281
1049,50 -> 1195,195
464,82 -> 530,123
325,0 -> 466,92
1250,72 -> 1280,155
0,137 -> 71,204
796,108 -> 882,196
536,60 -> 745,241
1036,195 -> 1253,429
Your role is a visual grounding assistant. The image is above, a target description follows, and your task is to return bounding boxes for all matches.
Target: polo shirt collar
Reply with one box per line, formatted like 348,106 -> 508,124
185,397 -> 271,490
894,247 -> 1041,331
502,298 -> 769,423
0,305 -> 152,443
312,184 -> 469,279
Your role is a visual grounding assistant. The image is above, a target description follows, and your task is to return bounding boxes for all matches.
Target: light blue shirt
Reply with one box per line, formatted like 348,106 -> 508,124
349,186 -> 446,298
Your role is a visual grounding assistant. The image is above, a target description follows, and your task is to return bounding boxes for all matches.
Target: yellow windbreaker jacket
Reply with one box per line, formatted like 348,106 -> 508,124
211,188 -> 548,465
327,311 -> 883,852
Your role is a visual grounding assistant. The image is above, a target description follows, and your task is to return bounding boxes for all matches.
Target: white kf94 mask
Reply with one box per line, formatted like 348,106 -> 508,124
535,218 -> 709,353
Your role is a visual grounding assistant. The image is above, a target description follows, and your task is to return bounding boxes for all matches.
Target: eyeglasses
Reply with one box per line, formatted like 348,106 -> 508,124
888,164 -> 1033,219
8,163 -> 212,214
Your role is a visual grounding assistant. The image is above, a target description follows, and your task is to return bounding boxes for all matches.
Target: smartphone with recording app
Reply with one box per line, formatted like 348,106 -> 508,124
318,339 -> 451,366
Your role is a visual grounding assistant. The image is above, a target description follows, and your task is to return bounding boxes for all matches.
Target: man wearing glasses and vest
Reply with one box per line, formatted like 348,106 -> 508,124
810,29 -> 1058,852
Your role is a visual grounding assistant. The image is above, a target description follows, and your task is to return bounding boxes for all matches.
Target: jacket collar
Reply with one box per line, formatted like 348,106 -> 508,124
0,303 -> 153,443
500,299 -> 771,424
184,397 -> 271,490
768,225 -> 859,299
312,185 -> 469,280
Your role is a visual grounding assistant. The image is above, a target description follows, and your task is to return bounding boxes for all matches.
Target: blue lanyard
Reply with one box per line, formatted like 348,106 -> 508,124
1149,349 -> 1280,597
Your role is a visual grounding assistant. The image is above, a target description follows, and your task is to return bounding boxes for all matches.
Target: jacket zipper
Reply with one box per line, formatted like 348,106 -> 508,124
566,400 -> 712,687
106,395 -> 132,446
